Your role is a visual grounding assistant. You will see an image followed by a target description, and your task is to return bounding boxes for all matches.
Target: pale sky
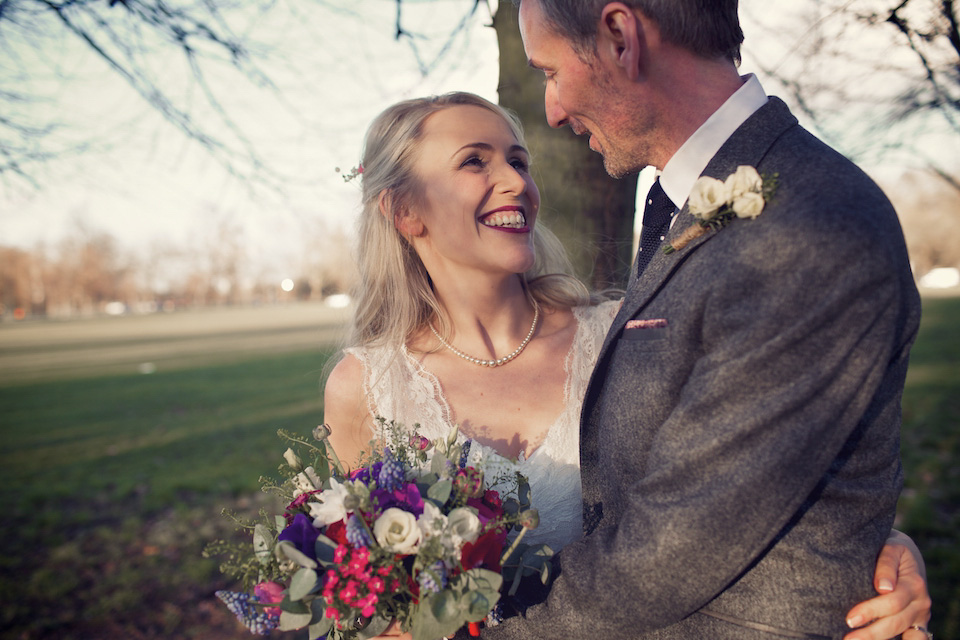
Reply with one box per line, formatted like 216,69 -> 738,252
1,0 -> 956,285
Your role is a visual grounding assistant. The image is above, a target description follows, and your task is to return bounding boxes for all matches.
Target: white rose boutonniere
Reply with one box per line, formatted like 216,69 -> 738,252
687,176 -> 730,219
665,165 -> 777,253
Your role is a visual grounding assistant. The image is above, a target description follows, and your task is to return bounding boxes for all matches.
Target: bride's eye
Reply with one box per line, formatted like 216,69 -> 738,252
510,157 -> 529,172
460,156 -> 486,169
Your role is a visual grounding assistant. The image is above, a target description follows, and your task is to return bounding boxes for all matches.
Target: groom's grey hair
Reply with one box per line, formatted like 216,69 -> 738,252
515,0 -> 743,65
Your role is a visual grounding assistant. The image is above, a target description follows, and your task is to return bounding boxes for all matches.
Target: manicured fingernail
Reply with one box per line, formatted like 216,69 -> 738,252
847,615 -> 864,628
878,578 -> 894,592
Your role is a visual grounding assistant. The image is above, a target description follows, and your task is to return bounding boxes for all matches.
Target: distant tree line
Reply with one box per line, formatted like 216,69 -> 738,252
0,223 -> 357,320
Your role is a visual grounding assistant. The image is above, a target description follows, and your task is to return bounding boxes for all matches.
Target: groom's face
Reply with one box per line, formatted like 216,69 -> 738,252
519,0 -> 645,178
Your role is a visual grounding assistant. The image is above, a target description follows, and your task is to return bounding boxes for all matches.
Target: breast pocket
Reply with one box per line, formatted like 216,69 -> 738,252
619,324 -> 670,351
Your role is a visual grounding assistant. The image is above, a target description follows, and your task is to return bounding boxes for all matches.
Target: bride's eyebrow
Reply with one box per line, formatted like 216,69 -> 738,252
454,142 -> 530,156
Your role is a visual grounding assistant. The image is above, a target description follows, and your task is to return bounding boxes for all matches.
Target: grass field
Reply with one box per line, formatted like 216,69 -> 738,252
0,298 -> 957,639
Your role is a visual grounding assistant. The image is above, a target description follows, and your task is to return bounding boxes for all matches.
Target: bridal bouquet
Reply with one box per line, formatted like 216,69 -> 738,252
207,419 -> 552,640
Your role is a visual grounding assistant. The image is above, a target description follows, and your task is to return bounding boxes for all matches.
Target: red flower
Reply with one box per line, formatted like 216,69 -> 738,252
325,520 -> 349,545
460,529 -> 506,571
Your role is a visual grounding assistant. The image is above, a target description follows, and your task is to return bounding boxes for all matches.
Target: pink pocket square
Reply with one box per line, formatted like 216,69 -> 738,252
626,318 -> 668,330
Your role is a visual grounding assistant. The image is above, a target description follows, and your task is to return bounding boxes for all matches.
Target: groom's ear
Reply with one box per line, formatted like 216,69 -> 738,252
598,3 -> 647,82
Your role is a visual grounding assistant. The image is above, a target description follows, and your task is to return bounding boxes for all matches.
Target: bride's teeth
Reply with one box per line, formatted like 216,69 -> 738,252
483,212 -> 525,228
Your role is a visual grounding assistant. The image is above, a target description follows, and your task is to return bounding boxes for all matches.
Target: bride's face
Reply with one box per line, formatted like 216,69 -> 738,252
403,105 -> 540,280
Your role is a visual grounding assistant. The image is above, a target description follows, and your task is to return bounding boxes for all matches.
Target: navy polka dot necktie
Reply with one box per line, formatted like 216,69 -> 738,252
636,179 -> 675,277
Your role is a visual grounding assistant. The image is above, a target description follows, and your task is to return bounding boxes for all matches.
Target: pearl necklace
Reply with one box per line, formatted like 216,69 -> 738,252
429,304 -> 540,367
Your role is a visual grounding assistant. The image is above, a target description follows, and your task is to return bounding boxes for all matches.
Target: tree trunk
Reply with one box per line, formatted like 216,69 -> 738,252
493,3 -> 637,290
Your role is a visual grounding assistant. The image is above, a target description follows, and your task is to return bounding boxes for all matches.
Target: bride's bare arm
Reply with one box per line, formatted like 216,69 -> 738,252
323,354 -> 373,472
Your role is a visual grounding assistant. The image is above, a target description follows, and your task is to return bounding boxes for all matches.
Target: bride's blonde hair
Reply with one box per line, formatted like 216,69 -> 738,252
349,92 -> 597,350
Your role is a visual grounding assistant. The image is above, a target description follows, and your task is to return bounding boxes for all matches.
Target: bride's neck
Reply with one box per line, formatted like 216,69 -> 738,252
431,274 -> 535,344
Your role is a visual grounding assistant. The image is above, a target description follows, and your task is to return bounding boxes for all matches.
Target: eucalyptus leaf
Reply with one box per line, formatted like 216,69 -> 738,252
460,568 -> 504,595
275,515 -> 287,530
279,594 -> 310,614
357,615 -> 391,639
309,597 -> 327,624
507,562 -> 525,596
276,539 -> 318,569
518,478 -> 531,508
430,590 -> 462,623
289,567 -> 319,601
308,616 -> 334,640
465,591 -> 491,620
279,609 -> 314,631
427,479 -> 453,504
520,544 -> 554,568
411,592 -> 465,640
314,534 -> 338,565
253,523 -> 273,565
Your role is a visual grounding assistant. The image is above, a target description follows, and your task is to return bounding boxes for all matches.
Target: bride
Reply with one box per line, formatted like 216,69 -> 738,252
323,92 -> 930,639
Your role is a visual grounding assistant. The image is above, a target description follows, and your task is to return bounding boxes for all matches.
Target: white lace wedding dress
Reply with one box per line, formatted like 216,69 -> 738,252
346,301 -> 619,551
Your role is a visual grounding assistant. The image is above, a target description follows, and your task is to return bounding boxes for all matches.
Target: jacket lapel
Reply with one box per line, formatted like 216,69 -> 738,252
584,98 -> 800,416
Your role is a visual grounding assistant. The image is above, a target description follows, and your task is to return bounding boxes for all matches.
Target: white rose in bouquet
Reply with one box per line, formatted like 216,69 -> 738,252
447,507 -> 482,545
688,176 -> 730,219
374,507 -> 422,554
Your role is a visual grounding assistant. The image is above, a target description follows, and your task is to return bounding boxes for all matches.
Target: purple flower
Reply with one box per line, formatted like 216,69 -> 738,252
350,460 -> 383,486
371,482 -> 424,517
278,513 -> 319,562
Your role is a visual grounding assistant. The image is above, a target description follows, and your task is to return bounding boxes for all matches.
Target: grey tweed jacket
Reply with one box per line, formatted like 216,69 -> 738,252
485,98 -> 921,639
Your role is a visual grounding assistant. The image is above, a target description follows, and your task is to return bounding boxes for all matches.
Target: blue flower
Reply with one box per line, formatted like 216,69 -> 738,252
216,590 -> 280,635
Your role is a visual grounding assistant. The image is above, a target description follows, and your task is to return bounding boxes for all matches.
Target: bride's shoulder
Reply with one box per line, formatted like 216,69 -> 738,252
324,353 -> 365,403
573,298 -> 622,325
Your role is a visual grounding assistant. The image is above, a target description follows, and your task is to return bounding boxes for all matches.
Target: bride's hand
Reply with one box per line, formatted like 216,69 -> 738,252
368,620 -> 460,639
366,619 -> 412,640
843,533 -> 931,640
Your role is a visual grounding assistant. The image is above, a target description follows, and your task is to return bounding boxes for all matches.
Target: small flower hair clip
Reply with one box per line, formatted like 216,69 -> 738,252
338,164 -> 364,183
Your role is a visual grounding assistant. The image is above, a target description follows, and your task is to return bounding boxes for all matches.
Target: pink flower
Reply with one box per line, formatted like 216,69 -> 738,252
334,544 -> 349,563
325,606 -> 339,620
409,435 -> 431,451
358,593 -> 378,618
254,581 -> 285,617
367,576 -> 385,594
339,580 -> 358,604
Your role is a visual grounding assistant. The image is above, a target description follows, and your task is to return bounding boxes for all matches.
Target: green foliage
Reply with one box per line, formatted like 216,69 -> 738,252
0,348 -> 333,638
1,297 -> 957,638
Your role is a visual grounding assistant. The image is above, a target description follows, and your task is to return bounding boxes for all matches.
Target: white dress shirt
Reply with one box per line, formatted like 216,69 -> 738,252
640,74 -> 768,234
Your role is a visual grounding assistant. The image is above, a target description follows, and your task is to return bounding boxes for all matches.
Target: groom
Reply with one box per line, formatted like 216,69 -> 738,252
484,1 -> 923,639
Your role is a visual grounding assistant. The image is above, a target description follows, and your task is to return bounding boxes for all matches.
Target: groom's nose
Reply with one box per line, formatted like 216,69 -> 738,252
545,82 -> 568,129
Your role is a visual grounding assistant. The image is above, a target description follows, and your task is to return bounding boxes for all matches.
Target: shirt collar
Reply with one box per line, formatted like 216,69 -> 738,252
659,74 -> 768,211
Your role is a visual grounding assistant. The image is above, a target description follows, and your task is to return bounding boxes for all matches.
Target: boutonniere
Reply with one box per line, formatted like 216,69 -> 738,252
663,165 -> 778,254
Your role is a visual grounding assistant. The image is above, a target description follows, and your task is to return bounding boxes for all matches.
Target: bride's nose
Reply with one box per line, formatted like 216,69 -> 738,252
496,161 -> 528,195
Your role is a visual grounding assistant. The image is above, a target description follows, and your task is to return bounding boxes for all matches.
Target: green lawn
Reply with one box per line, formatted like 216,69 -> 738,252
0,297 -> 956,639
